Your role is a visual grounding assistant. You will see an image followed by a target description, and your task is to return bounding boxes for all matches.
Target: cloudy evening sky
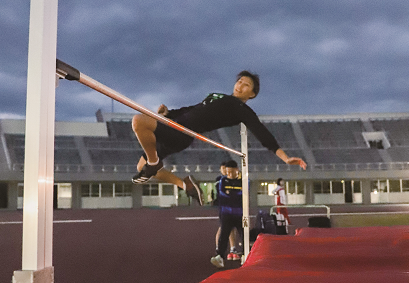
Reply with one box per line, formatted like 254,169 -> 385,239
1,0 -> 409,122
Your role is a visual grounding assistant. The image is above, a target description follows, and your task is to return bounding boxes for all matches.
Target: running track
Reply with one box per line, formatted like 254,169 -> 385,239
1,205 -> 409,283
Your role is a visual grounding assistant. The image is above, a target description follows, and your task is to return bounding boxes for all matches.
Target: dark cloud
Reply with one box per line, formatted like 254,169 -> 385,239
1,0 -> 409,121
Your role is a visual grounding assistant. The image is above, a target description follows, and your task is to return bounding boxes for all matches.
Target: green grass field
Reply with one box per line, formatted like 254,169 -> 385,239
332,213 -> 409,228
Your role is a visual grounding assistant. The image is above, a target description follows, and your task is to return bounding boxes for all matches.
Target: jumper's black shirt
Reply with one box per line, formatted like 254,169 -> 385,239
166,93 -> 280,153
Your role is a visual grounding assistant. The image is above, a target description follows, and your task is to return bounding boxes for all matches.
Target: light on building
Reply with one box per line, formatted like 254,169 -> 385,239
268,183 -> 277,196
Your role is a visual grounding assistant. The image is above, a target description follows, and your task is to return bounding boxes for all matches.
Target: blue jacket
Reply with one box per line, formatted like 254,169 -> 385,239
217,176 -> 243,216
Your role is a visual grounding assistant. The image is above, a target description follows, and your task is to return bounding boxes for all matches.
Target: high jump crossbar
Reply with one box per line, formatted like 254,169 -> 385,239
56,59 -> 245,158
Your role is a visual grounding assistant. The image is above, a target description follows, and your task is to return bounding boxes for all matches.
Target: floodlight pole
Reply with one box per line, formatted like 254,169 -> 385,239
240,123 -> 250,262
13,0 -> 57,282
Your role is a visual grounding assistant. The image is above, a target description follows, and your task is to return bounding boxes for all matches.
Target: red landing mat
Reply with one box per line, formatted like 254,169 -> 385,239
202,226 -> 409,283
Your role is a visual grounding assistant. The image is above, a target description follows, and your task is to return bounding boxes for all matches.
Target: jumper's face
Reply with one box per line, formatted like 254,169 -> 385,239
226,167 -> 239,179
233,76 -> 255,102
279,180 -> 285,186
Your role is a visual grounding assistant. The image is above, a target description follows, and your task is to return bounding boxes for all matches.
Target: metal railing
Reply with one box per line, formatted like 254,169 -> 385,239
271,205 -> 331,219
313,162 -> 409,171
11,161 -> 409,173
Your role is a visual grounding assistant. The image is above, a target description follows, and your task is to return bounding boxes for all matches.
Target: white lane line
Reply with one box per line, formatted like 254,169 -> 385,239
0,219 -> 92,225
53,219 -> 93,223
176,216 -> 219,221
176,211 -> 409,221
290,211 -> 409,217
330,211 -> 409,216
176,216 -> 260,221
0,221 -> 23,225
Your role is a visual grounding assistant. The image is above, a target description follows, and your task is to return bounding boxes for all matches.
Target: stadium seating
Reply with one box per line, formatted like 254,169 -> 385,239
299,120 -> 366,148
313,148 -> 383,164
264,121 -> 300,146
371,118 -> 409,141
4,115 -> 409,170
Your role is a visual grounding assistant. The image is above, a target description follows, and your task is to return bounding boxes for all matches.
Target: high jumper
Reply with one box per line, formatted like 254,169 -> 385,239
56,60 -> 307,206
131,70 -> 307,205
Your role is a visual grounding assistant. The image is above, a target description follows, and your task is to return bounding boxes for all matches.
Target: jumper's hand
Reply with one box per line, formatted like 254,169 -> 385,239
157,104 -> 169,116
286,157 -> 307,170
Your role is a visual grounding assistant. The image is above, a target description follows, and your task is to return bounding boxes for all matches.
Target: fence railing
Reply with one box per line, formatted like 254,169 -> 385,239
313,162 -> 409,171
11,161 -> 409,174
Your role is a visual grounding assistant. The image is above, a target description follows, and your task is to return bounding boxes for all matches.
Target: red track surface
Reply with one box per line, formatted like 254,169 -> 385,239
0,208 -> 240,283
2,205 -> 409,283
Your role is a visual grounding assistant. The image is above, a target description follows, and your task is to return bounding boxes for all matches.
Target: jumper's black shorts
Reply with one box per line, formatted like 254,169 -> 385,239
141,121 -> 194,161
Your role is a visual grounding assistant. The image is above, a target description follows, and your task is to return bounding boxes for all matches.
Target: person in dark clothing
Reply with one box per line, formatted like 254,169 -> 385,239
211,160 -> 243,268
213,162 -> 239,260
131,71 -> 307,205
213,162 -> 226,206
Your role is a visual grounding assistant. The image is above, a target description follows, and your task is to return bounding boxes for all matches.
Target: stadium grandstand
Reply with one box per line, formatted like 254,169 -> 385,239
0,110 -> 409,210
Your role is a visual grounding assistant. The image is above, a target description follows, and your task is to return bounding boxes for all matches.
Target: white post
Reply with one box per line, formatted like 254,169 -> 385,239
240,123 -> 250,262
13,0 -> 58,282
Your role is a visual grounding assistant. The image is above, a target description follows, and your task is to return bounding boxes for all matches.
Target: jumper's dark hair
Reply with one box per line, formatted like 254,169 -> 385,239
225,160 -> 238,168
220,161 -> 227,166
277,178 -> 283,184
237,70 -> 260,98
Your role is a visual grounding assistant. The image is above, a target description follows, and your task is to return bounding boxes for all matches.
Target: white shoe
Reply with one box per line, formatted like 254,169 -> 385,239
210,255 -> 224,268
